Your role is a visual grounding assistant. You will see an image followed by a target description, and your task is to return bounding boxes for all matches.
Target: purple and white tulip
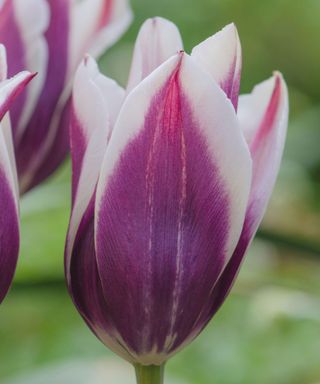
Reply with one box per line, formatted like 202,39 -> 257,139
65,17 -> 288,369
0,0 -> 132,194
0,45 -> 34,303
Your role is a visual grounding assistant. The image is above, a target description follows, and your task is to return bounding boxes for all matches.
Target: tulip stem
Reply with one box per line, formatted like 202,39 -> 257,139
135,364 -> 165,384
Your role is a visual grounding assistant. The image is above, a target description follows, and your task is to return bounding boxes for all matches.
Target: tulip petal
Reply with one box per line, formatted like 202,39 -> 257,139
16,0 -> 70,193
237,74 -> 288,252
0,125 -> 19,303
0,70 -> 36,121
19,0 -> 132,193
1,116 -> 18,198
0,0 -> 49,139
69,0 -> 133,76
66,56 -> 124,278
70,56 -> 124,207
12,0 -> 49,141
0,0 -> 26,130
94,53 -> 251,363
67,199 -> 137,363
66,59 -> 133,364
196,73 -> 288,328
0,68 -> 34,303
126,17 -> 183,92
191,23 -> 242,109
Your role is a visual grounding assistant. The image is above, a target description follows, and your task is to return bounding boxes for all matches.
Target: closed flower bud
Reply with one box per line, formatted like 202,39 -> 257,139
65,17 -> 288,369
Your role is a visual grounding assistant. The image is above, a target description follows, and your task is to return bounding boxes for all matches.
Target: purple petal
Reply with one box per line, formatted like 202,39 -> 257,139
0,106 -> 19,306
0,0 -> 28,129
0,164 -> 19,303
66,55 -> 125,335
0,0 -> 49,140
0,113 -> 20,306
0,63 -> 34,303
66,56 -> 134,360
1,0 -> 132,193
16,0 -> 70,193
67,197 -> 135,363
94,53 -> 251,364
202,73 -> 288,325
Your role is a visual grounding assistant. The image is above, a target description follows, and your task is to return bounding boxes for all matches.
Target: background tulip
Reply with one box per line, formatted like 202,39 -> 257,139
0,45 -> 34,303
65,17 -> 288,383
0,0 -> 132,194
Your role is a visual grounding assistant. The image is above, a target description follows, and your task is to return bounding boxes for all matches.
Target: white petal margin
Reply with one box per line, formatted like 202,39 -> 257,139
0,116 -> 19,201
96,52 -> 252,266
0,45 -> 7,81
13,0 -> 49,141
68,0 -> 133,77
191,23 -> 241,108
126,17 -> 183,92
238,72 -> 288,230
66,56 -> 125,275
0,119 -> 18,216
72,55 -> 125,155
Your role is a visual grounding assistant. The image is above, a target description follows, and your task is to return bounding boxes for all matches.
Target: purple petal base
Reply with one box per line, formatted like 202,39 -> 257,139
0,169 -> 19,303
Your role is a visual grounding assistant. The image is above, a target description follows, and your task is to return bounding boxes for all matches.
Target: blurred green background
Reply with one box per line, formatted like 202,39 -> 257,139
1,0 -> 320,383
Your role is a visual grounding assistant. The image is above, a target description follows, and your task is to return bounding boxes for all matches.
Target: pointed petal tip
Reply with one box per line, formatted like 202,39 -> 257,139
0,70 -> 36,121
83,53 -> 95,65
142,16 -> 172,25
272,71 -> 288,95
126,16 -> 183,92
14,70 -> 38,89
145,16 -> 179,28
203,22 -> 240,45
221,22 -> 238,34
76,55 -> 99,81
272,70 -> 284,79
28,71 -> 38,81
270,71 -> 288,103
191,21 -> 242,109
249,70 -> 287,103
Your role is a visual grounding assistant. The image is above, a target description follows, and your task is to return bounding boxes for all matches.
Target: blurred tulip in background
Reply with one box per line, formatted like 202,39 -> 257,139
0,0 -> 132,194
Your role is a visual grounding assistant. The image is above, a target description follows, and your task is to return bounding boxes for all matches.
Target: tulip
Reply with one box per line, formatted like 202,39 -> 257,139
65,17 -> 288,383
0,45 -> 34,303
0,0 -> 132,194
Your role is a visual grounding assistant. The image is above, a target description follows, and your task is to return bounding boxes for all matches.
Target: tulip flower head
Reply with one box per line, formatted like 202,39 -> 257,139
0,45 -> 34,303
65,17 -> 288,379
0,0 -> 132,194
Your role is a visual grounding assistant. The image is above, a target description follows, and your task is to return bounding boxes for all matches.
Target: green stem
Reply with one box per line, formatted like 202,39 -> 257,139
135,364 -> 165,384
